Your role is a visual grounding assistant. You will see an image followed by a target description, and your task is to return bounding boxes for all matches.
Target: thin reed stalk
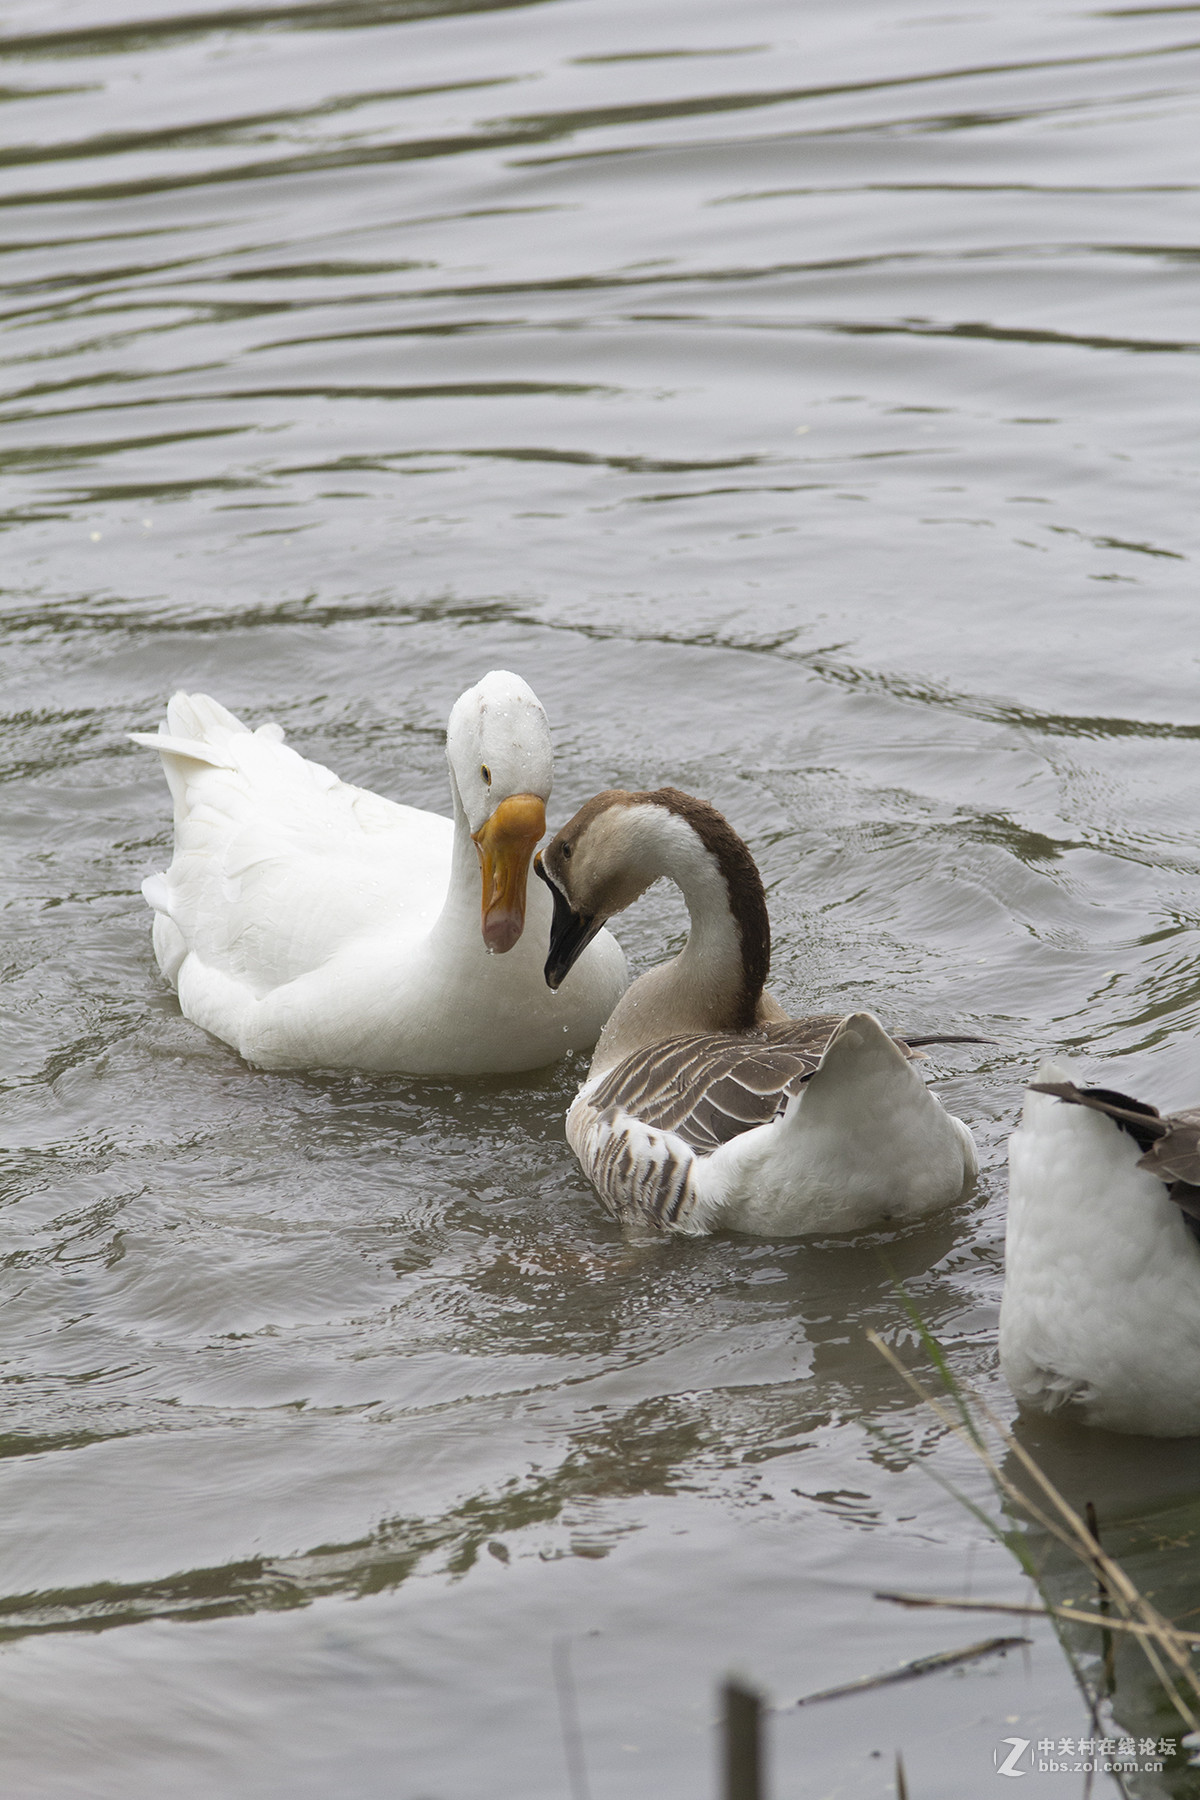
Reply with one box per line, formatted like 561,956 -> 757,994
867,1328 -> 1200,1736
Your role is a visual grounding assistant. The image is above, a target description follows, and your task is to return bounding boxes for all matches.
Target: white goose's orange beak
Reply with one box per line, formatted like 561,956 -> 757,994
472,793 -> 546,953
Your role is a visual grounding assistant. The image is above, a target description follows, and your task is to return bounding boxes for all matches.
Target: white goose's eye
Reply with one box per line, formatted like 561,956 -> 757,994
480,764 -> 491,786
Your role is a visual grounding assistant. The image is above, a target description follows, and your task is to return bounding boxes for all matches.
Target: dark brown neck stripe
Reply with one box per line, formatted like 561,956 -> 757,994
636,787 -> 771,1029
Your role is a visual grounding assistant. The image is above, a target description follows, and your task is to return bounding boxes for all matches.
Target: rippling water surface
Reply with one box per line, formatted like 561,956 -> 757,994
4,0 -> 1200,1793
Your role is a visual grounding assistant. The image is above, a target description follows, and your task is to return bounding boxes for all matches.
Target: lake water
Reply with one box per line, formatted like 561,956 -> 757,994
3,0 -> 1200,1793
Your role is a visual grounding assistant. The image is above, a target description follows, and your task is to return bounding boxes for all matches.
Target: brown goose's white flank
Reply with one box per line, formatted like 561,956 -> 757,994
536,786 -> 978,1236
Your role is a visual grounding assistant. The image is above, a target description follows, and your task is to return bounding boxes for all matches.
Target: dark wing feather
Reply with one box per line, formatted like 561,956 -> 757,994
1139,1107 -> 1200,1187
1030,1080 -> 1200,1245
1136,1109 -> 1200,1239
591,1016 -> 942,1154
1029,1080 -> 1166,1150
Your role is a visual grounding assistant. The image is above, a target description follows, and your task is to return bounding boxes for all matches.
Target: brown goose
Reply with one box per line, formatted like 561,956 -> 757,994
536,787 -> 978,1236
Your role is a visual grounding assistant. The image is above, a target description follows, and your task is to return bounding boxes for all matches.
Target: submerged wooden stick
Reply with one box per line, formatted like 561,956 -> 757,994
723,1679 -> 763,1800
1086,1499 -> 1116,1695
553,1637 -> 592,1800
794,1634 -> 1030,1706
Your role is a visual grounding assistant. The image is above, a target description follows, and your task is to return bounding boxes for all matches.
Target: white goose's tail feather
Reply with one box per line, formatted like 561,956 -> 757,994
130,693 -> 251,981
164,691 -> 248,743
130,691 -> 307,993
130,691 -> 284,821
130,688 -> 450,1049
568,1011 -> 977,1238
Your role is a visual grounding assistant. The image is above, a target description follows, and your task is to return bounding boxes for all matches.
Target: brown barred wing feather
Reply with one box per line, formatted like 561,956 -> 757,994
588,1017 -> 857,1153
1139,1107 -> 1200,1188
1136,1108 -> 1200,1233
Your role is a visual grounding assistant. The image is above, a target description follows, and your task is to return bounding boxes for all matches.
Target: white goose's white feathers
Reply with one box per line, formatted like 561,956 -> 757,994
132,675 -> 626,1075
539,787 -> 978,1236
1001,1065 -> 1200,1437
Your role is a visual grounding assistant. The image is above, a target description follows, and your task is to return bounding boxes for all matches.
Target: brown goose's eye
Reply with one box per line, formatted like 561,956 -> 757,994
480,764 -> 491,785
561,843 -> 572,860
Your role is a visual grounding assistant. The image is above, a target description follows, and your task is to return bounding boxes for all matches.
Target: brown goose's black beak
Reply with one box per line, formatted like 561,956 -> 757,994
535,855 -> 602,990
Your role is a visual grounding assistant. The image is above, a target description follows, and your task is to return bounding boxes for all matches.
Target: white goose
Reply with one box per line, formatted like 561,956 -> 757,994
534,786 -> 978,1236
131,673 -> 626,1075
1002,1068 -> 1200,1436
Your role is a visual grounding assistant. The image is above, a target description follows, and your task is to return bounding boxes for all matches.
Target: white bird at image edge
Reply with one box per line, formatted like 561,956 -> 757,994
1002,1064 -> 1200,1436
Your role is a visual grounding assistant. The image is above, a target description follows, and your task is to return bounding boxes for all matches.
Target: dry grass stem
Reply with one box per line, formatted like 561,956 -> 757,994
874,1588 -> 1200,1646
794,1634 -> 1030,1706
867,1328 -> 1200,1733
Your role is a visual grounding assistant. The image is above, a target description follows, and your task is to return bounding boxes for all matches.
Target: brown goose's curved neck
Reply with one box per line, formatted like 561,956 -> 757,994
635,787 -> 771,1029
